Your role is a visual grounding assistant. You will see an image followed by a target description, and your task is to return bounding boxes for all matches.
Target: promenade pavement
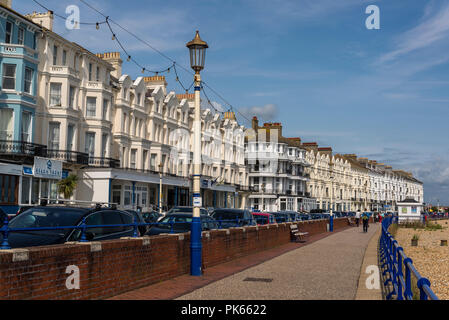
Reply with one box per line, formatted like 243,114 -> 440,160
178,223 -> 381,300
110,222 -> 382,300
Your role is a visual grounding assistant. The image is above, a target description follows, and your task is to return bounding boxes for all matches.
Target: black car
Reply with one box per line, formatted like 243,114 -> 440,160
279,211 -> 299,222
141,211 -> 164,223
0,206 -> 137,249
125,210 -> 149,235
270,212 -> 292,223
211,209 -> 255,228
0,208 -> 7,228
167,206 -> 209,215
310,213 -> 324,220
298,213 -> 311,221
145,213 -> 218,236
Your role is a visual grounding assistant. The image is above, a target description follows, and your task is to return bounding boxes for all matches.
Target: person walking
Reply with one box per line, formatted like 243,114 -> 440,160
355,210 -> 361,227
362,211 -> 369,233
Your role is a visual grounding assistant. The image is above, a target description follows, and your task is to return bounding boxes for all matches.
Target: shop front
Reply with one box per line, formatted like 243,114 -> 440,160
21,157 -> 64,205
0,162 -> 22,214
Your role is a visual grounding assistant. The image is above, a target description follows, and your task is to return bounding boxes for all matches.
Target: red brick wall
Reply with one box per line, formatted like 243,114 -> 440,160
0,218 -> 350,300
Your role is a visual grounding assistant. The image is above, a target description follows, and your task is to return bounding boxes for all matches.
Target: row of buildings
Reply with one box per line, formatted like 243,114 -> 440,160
0,1 -> 423,215
245,118 -> 423,212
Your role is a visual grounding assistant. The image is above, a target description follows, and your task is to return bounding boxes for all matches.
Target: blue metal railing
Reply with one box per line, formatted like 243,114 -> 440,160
380,216 -> 439,300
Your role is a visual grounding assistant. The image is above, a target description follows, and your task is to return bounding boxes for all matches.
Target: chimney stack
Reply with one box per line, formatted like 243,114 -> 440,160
252,116 -> 259,130
0,0 -> 12,9
96,52 -> 122,79
26,11 -> 54,31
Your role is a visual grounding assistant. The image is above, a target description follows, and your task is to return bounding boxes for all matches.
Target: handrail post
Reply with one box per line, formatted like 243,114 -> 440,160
396,247 -> 404,300
417,277 -> 431,300
0,217 -> 11,250
392,241 -> 398,293
133,216 -> 138,237
79,217 -> 88,242
404,258 -> 413,299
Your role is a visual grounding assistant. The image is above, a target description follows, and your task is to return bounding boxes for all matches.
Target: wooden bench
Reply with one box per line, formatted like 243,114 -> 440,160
290,224 -> 309,243
348,218 -> 356,227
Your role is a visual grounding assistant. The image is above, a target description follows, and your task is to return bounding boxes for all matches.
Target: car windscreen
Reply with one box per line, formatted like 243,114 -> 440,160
168,207 -> 193,213
8,208 -> 84,235
156,215 -> 192,230
212,210 -> 243,220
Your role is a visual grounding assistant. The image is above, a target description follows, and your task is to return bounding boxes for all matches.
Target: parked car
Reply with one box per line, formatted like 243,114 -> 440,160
270,212 -> 291,223
211,209 -> 255,228
145,213 -> 218,235
0,206 -> 137,249
310,213 -> 324,220
0,208 -> 7,227
141,211 -> 164,223
279,211 -> 300,222
251,212 -> 276,225
125,210 -> 149,235
298,213 -> 311,221
167,206 -> 209,216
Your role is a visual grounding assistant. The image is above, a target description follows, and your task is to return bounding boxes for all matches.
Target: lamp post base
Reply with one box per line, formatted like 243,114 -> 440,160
190,216 -> 202,276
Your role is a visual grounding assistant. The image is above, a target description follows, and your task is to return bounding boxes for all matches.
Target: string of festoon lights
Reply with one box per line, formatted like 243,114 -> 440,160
31,0 -> 268,126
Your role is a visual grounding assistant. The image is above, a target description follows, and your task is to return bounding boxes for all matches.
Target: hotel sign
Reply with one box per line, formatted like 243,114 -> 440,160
33,157 -> 62,179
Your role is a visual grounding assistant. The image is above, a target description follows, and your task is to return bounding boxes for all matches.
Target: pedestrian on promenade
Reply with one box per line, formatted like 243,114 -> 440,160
379,212 -> 382,224
362,211 -> 369,233
355,210 -> 361,227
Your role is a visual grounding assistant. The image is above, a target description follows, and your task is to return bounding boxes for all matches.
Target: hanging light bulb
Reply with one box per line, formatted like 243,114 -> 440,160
96,22 -> 100,30
167,68 -> 170,74
176,76 -> 179,82
127,55 -> 131,62
142,67 -> 145,73
112,34 -> 116,40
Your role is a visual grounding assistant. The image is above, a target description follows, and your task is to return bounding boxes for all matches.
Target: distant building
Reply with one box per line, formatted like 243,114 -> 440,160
397,198 -> 423,223
245,117 -> 315,212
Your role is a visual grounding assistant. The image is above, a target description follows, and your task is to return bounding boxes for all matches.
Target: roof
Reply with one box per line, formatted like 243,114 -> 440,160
0,3 -> 42,30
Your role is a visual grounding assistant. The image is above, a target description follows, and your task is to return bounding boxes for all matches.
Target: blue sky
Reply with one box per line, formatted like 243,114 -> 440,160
16,0 -> 449,205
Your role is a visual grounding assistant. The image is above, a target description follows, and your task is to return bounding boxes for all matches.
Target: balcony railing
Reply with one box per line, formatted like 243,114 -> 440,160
47,150 -> 89,165
0,140 -> 47,157
88,157 -> 120,168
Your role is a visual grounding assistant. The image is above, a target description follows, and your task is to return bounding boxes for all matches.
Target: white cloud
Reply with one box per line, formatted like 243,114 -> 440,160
378,2 -> 449,64
239,103 -> 278,122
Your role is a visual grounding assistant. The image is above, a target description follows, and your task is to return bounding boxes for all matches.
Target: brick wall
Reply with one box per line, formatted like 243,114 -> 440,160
0,218 -> 350,300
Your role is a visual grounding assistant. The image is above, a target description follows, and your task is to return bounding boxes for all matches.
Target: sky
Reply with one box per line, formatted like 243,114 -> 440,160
15,0 -> 449,205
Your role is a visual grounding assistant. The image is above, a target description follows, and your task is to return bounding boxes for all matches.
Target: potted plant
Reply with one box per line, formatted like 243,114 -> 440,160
411,234 -> 419,246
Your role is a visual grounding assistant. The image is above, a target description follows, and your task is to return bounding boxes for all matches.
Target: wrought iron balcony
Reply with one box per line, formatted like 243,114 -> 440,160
47,150 -> 89,165
88,157 -> 121,168
0,140 -> 47,159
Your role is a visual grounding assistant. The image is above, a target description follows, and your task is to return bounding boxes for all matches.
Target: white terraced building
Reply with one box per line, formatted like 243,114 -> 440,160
245,117 -> 315,212
25,10 -> 249,211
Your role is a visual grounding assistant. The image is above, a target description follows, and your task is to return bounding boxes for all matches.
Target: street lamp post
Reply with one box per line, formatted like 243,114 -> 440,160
329,174 -> 334,232
187,31 -> 208,276
159,163 -> 163,214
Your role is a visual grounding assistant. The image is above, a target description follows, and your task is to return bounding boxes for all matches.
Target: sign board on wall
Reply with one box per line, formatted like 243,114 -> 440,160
33,157 -> 62,179
0,163 -> 22,176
